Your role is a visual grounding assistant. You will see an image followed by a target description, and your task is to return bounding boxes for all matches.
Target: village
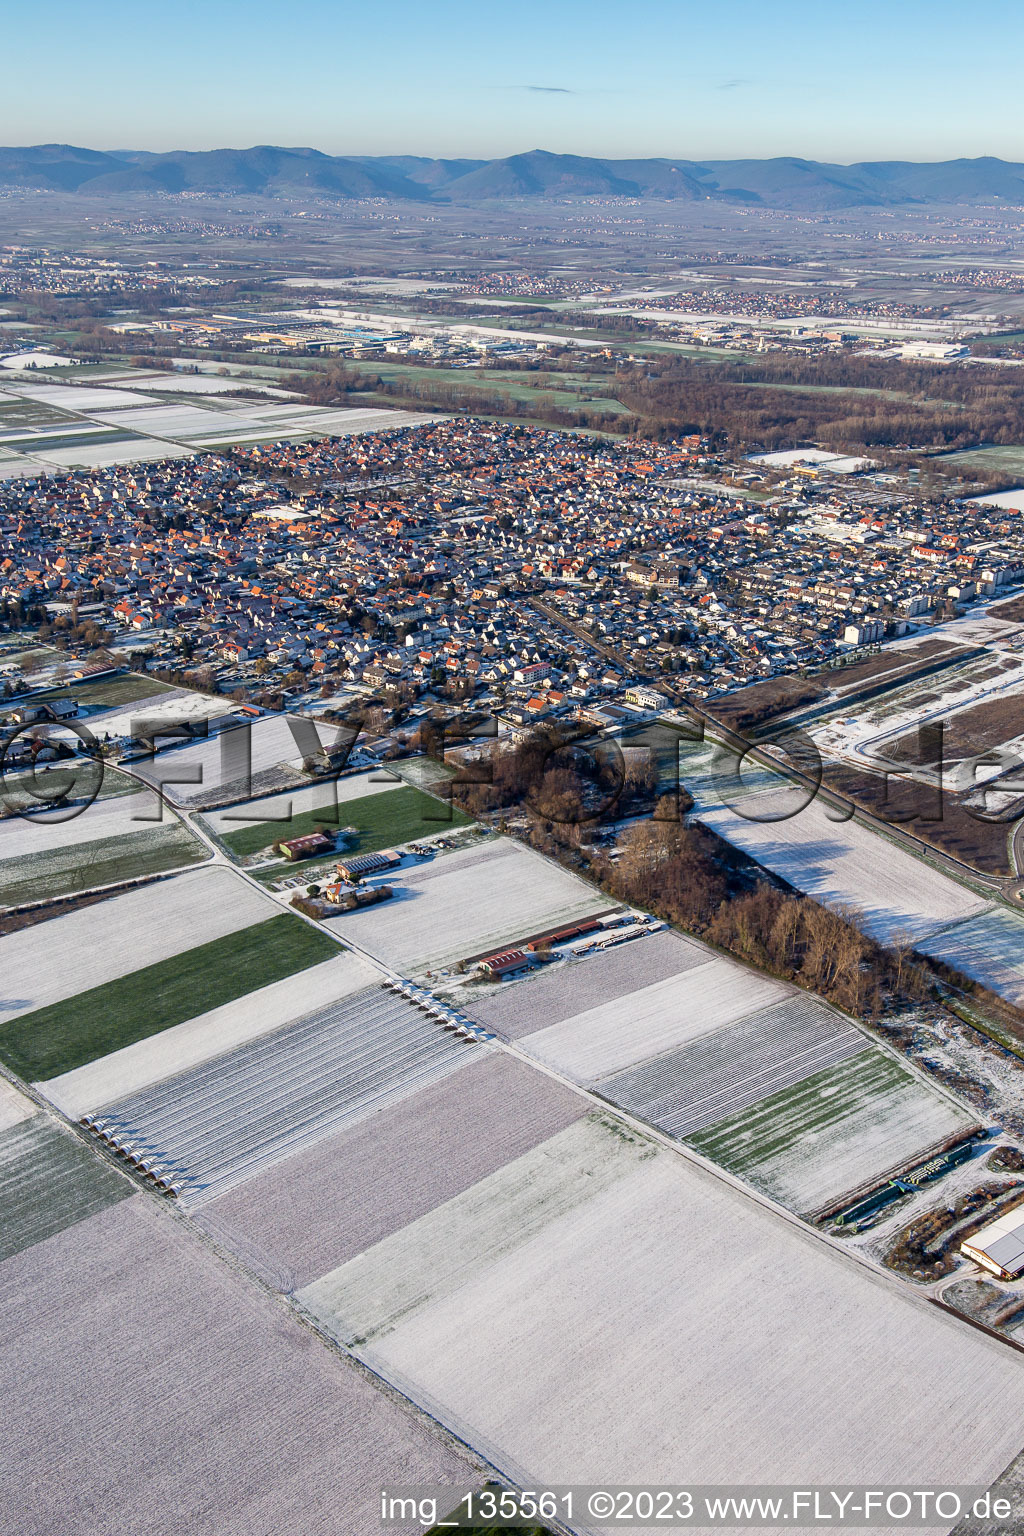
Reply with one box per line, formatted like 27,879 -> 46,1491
2,416 -> 1024,742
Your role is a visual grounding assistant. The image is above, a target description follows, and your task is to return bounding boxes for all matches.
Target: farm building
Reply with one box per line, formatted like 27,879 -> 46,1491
477,950 -> 531,979
336,849 -> 402,881
9,699 -> 79,724
524,919 -> 602,952
962,1204 -> 1024,1279
275,831 -> 335,862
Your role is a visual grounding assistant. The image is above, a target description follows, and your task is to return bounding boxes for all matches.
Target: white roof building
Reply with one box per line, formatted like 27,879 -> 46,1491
962,1204 -> 1024,1279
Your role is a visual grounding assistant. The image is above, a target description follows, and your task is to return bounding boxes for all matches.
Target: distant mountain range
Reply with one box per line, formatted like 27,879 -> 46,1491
4,144 -> 1024,209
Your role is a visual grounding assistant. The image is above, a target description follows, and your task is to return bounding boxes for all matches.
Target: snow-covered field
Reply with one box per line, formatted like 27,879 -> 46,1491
90,687 -> 230,740
0,1076 -> 36,1132
201,769 -> 405,834
129,714 -> 313,803
917,908 -> 1024,1007
198,1052 -> 585,1291
299,1114 -> 1024,1514
466,929 -> 711,1040
42,949 -> 372,1114
519,957 -> 787,1083
0,866 -> 275,1023
688,1045 -> 975,1214
325,838 -> 610,975
695,787 -> 989,942
0,787 -> 163,859
0,1199 -> 475,1536
602,993 -> 866,1140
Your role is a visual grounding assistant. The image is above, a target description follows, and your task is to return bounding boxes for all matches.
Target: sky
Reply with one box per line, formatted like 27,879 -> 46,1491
4,0 -> 1023,163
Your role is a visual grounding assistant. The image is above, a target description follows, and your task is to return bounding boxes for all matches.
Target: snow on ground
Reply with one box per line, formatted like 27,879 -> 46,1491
810,653 -> 1024,770
688,1045 -> 975,1215
695,786 -> 990,943
88,688 -> 229,739
0,382 -> 161,410
37,440 -> 193,470
300,1115 -> 1024,1517
917,908 -> 1024,1007
298,1115 -> 647,1347
0,1076 -> 36,1132
465,929 -> 709,1040
102,372 -> 293,397
519,957 -> 786,1083
201,769 -> 405,834
324,837 -> 610,975
196,1052 -> 586,1291
0,1199 -> 475,1536
0,866 -> 276,1023
129,714 -> 312,804
0,787 -> 163,861
41,949 -> 371,1114
602,993 -> 865,1141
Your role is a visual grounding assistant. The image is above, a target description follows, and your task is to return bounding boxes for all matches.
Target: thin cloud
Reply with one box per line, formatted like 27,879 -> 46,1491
528,85 -> 575,95
717,78 -> 753,91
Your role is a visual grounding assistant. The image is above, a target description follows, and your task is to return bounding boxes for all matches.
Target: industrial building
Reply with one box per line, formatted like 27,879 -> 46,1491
961,1204 -> 1024,1280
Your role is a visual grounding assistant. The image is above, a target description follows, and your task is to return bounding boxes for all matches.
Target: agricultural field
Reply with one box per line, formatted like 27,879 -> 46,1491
694,786 -> 990,942
0,865 -> 274,1026
43,948 -> 377,1118
32,671 -> 180,712
201,768 -> 406,839
211,781 -> 466,860
465,928 -> 711,1041
0,1198 -> 477,1536
601,993 -> 866,1140
0,1115 -> 133,1262
83,682 -> 229,737
0,1074 -> 36,1132
0,910 -> 338,1082
518,955 -> 787,1083
128,712 -> 314,805
297,1114 -> 1024,1497
0,792 -> 207,906
198,1051 -> 586,1289
917,908 -> 1024,1008
324,837 -> 611,975
687,1045 -> 975,1214
0,373 -> 442,473
819,761 -> 1017,878
82,985 -> 480,1206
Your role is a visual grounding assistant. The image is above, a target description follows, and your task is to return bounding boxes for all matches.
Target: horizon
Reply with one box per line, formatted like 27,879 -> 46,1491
8,143 -> 1024,168
4,0 -> 1024,163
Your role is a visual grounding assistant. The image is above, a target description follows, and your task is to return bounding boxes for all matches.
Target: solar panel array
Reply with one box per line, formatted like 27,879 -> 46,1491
82,985 -> 478,1205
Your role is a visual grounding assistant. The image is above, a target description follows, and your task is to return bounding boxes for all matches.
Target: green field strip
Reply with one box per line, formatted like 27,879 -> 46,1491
0,823 -> 207,907
0,913 -> 339,1081
686,1047 -> 934,1172
218,783 -> 471,859
0,1116 -> 134,1263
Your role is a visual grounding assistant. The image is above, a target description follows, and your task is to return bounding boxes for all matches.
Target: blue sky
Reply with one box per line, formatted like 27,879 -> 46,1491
5,0 -> 1022,162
